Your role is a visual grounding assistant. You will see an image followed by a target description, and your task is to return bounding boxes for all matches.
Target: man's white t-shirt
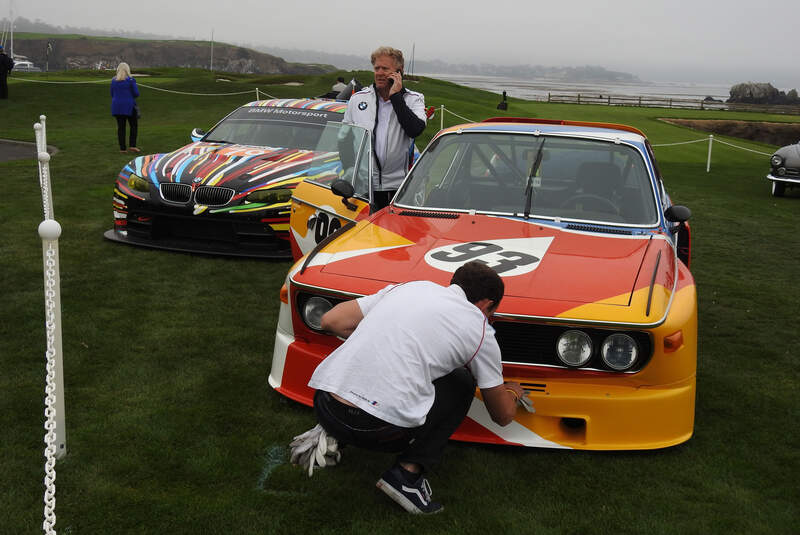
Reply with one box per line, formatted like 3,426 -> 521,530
308,281 -> 504,427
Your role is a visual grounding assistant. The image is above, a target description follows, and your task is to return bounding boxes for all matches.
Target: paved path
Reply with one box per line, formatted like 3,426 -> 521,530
0,139 -> 57,162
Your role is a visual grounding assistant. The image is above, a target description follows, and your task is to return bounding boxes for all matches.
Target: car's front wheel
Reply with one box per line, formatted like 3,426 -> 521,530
771,181 -> 786,197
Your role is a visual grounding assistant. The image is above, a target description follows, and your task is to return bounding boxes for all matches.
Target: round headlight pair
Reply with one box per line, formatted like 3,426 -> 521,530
556,330 -> 638,371
302,296 -> 334,331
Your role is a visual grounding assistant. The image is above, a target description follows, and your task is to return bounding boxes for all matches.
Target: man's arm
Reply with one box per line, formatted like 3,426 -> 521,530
389,92 -> 426,138
320,300 -> 364,338
480,381 -> 525,426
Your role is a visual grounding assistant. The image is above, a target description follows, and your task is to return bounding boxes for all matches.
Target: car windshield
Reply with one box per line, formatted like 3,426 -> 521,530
394,131 -> 659,226
203,106 -> 342,150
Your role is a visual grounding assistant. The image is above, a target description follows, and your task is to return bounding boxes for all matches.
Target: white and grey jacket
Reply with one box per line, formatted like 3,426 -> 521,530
343,84 -> 426,191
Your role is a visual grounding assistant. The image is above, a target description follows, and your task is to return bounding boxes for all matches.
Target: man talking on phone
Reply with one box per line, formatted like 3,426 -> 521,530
344,46 -> 427,209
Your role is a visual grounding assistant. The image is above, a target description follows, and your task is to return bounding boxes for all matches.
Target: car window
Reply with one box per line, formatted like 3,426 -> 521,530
305,123 -> 372,200
394,131 -> 659,226
203,107 -> 343,150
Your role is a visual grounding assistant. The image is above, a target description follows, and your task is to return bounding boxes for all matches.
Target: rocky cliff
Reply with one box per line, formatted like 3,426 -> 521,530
728,82 -> 799,105
11,36 -> 335,75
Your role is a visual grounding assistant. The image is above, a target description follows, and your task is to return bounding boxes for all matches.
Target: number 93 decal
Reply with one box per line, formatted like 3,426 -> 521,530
424,237 -> 554,276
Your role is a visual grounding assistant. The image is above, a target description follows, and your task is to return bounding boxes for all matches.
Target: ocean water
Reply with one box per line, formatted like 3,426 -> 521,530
423,73 -> 732,102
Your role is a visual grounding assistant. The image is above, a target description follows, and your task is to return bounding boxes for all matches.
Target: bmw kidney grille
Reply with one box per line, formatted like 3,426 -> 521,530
158,184 -> 235,206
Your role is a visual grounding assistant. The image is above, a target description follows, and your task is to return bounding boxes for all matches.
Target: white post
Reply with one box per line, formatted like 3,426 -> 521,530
440,104 -> 444,131
34,122 -> 43,152
256,87 -> 260,101
706,135 -> 713,173
39,115 -> 47,151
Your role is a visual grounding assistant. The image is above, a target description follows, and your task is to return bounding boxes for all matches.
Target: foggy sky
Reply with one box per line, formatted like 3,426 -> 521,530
7,0 -> 799,89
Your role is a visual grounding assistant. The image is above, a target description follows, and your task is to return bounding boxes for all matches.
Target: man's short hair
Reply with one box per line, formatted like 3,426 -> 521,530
337,76 -> 345,83
450,261 -> 504,307
371,46 -> 404,71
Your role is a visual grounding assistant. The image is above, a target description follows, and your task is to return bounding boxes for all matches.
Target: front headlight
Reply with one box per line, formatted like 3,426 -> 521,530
556,330 -> 593,367
246,188 -> 293,204
601,333 -> 639,371
302,296 -> 334,331
771,155 -> 783,167
128,174 -> 150,192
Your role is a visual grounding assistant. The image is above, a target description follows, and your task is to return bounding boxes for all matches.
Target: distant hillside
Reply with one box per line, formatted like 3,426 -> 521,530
9,33 -> 335,75
258,46 -> 641,83
4,16 -> 638,82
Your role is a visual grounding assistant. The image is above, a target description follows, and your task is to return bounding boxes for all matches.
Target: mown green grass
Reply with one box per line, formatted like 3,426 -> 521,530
1,69 -> 798,534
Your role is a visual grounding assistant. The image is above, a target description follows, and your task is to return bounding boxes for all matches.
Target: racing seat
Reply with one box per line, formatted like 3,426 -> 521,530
561,161 -> 623,215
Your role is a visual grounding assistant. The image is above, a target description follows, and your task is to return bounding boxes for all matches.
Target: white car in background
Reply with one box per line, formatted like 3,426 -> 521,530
13,59 -> 42,72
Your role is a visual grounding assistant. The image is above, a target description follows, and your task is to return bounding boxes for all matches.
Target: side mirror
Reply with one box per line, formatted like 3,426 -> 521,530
190,128 -> 206,142
331,179 -> 357,211
665,205 -> 691,223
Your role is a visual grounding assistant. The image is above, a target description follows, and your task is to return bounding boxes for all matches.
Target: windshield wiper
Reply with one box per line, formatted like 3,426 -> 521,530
524,138 -> 545,220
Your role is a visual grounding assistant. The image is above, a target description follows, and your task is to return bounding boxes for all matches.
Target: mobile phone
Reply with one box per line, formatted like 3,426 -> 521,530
387,70 -> 402,87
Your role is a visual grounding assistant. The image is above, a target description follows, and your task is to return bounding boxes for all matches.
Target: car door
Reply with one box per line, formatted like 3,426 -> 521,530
288,123 -> 374,259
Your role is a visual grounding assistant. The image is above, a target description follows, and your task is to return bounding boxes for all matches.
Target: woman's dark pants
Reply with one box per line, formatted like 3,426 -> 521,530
115,114 -> 138,150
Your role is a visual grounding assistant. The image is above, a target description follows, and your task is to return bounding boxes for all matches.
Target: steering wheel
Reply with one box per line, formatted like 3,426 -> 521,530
560,194 -> 620,214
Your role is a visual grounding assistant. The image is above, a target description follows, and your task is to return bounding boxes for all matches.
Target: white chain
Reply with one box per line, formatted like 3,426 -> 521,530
42,244 -> 58,535
39,161 -> 52,220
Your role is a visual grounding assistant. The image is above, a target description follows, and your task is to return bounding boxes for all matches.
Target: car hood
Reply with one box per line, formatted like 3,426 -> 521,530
297,211 -> 681,325
775,143 -> 800,164
128,142 -> 340,191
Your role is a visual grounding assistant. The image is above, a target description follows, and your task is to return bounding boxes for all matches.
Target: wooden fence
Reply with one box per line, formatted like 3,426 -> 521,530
542,92 -> 800,115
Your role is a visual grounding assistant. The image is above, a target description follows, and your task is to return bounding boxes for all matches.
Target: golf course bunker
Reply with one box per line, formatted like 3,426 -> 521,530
661,119 -> 800,147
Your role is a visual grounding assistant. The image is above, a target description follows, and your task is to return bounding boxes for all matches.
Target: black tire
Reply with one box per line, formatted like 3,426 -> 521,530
771,181 -> 786,197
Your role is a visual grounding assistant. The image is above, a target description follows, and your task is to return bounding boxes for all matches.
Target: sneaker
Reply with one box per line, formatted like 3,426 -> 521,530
376,466 -> 443,514
128,147 -> 141,153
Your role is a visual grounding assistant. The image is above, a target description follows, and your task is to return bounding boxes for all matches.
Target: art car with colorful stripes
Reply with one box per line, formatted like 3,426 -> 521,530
105,98 -> 348,258
270,117 -> 697,450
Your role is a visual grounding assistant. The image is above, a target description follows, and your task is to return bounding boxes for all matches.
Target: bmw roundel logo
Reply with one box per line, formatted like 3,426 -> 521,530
193,177 -> 202,183
358,102 -> 368,111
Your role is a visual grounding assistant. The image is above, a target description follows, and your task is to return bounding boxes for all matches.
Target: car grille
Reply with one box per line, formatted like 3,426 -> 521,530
160,183 -> 192,203
493,321 -> 652,372
157,184 -> 236,206
195,186 -> 235,206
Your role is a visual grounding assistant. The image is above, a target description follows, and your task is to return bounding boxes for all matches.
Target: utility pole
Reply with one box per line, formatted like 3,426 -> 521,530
9,0 -> 14,59
210,29 -> 214,71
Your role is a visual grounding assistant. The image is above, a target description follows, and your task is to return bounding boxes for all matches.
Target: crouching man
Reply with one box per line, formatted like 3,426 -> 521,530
308,261 -> 526,514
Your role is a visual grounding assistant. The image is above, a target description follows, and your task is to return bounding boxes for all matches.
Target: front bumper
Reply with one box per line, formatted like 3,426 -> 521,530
767,173 -> 800,185
106,202 -> 292,259
269,325 -> 696,451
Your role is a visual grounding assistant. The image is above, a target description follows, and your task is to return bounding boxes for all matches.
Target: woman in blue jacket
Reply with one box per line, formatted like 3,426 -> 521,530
110,62 -> 140,153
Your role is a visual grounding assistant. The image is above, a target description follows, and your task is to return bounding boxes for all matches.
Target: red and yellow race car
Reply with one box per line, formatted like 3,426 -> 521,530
270,117 -> 696,450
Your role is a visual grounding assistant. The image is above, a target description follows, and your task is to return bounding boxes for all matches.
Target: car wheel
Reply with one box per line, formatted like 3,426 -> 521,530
771,181 -> 785,197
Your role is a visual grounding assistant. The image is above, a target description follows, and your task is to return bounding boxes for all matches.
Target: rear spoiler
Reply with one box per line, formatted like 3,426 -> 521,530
482,117 -> 645,137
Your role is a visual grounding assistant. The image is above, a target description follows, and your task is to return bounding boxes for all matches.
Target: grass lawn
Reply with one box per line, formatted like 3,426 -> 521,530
1,69 -> 798,534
